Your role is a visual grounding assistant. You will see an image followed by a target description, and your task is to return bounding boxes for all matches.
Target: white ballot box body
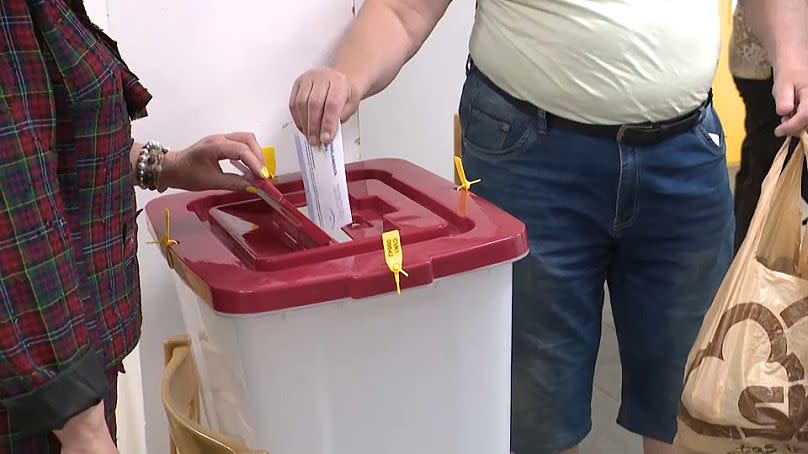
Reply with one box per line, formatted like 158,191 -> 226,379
146,158 -> 528,454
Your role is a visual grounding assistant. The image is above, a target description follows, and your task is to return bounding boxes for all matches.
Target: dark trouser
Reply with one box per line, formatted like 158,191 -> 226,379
0,370 -> 119,453
733,76 -> 808,251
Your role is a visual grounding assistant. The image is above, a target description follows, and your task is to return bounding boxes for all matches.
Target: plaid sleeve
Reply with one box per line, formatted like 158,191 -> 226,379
0,3 -> 109,435
0,109 -> 109,435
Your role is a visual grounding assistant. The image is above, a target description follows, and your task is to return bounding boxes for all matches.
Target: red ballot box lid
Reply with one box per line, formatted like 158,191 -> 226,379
145,158 -> 528,314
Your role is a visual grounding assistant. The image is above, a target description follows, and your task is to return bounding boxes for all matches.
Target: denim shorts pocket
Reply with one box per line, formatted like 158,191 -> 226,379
694,105 -> 726,155
458,72 -> 537,158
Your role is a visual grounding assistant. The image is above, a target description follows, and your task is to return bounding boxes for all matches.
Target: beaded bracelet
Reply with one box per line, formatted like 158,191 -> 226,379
136,140 -> 170,192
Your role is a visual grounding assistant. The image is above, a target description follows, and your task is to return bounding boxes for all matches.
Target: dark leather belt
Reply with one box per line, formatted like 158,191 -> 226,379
470,64 -> 710,146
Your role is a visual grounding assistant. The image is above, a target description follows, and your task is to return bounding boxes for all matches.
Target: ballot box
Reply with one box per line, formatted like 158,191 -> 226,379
146,158 -> 528,454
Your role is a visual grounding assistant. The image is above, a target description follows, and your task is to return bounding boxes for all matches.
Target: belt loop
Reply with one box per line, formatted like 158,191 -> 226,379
536,108 -> 548,135
616,125 -> 628,144
697,90 -> 711,120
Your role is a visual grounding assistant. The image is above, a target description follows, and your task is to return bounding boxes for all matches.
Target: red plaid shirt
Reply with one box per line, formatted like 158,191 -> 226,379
0,0 -> 150,443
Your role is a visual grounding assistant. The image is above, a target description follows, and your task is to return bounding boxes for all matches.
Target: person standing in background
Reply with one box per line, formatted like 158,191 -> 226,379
0,1 -> 267,452
289,0 -> 808,453
731,2 -> 808,251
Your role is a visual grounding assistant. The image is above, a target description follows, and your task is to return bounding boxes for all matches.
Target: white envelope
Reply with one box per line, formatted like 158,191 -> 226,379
293,123 -> 352,231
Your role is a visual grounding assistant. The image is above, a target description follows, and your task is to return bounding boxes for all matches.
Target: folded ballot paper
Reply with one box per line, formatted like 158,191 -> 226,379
293,124 -> 352,231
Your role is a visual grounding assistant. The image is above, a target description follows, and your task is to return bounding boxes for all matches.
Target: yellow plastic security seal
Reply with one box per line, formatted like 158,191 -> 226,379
382,230 -> 408,295
261,146 -> 276,179
454,156 -> 480,191
147,208 -> 179,268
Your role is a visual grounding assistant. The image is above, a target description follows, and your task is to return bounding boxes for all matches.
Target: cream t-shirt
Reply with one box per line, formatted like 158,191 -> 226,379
469,0 -> 722,125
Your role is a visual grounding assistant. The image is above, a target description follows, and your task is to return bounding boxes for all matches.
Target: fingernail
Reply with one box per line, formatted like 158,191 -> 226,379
321,132 -> 331,143
260,167 -> 270,179
245,186 -> 259,194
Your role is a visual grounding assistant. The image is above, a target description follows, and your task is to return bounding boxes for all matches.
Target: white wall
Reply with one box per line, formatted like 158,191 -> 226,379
82,0 -> 108,30
99,0 -> 474,451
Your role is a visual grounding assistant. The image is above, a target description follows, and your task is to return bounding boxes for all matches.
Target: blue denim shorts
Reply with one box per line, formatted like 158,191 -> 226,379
458,69 -> 734,453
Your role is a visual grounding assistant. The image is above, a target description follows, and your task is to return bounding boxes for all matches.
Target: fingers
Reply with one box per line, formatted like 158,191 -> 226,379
321,81 -> 348,145
306,81 -> 330,146
773,79 -> 796,118
776,87 -> 808,137
289,78 -> 302,131
222,132 -> 264,177
206,171 -> 253,192
208,135 -> 263,178
225,132 -> 261,155
293,78 -> 314,139
289,69 -> 356,145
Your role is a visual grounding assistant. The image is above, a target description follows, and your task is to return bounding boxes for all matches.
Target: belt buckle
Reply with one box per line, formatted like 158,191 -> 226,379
616,124 -> 657,144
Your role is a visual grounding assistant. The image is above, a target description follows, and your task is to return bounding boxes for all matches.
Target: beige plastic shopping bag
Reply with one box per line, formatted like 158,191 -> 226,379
676,133 -> 808,454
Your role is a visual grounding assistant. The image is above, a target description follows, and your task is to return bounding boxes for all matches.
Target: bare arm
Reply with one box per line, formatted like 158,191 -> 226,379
742,0 -> 808,69
742,0 -> 808,135
334,0 -> 453,100
290,0 -> 452,145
